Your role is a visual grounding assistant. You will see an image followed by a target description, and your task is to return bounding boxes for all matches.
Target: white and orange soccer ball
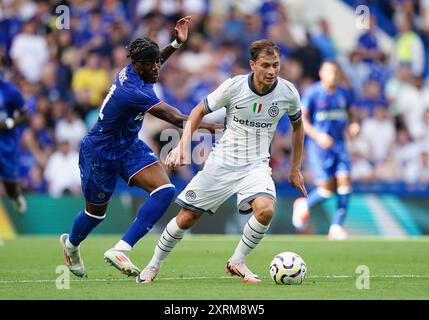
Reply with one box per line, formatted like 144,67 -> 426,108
269,252 -> 307,285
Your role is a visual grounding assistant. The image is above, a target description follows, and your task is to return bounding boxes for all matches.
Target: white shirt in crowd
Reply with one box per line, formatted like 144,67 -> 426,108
44,148 -> 81,198
10,33 -> 49,83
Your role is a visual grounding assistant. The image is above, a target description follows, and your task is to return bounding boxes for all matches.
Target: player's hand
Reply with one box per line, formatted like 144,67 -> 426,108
288,168 -> 307,197
165,145 -> 188,170
14,108 -> 29,125
348,122 -> 360,138
174,16 -> 191,44
315,132 -> 334,149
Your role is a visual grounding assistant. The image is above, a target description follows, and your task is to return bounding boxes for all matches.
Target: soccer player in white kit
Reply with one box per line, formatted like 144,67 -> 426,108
137,39 -> 307,284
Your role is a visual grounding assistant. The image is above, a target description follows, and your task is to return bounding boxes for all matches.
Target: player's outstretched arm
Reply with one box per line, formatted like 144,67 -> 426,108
164,102 -> 211,170
160,16 -> 191,65
289,117 -> 307,197
347,107 -> 360,138
148,101 -> 187,128
302,109 -> 333,149
148,101 -> 222,133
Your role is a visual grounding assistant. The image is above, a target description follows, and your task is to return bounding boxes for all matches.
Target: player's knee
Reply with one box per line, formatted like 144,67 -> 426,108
151,184 -> 176,203
253,204 -> 275,225
85,202 -> 108,217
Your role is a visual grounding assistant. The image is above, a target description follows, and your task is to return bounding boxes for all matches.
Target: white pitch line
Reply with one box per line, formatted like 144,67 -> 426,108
0,275 -> 429,284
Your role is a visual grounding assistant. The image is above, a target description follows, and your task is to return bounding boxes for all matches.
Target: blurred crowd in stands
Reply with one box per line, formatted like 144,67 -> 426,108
1,0 -> 429,197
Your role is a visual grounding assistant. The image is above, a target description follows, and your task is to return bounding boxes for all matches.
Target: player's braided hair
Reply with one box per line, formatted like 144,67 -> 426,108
127,37 -> 160,62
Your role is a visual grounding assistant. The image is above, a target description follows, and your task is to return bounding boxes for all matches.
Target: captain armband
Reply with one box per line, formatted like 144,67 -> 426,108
288,110 -> 302,122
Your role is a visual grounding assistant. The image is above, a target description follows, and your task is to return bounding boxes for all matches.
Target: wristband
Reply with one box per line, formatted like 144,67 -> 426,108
171,39 -> 183,49
5,118 -> 15,129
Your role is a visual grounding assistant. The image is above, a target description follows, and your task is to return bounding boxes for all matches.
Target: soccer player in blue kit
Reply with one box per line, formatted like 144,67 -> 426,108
0,56 -> 28,215
292,61 -> 359,240
60,16 -> 220,277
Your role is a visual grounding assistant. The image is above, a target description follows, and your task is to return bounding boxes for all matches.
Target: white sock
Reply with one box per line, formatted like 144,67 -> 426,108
65,238 -> 77,250
231,215 -> 270,263
113,240 -> 132,253
148,217 -> 186,269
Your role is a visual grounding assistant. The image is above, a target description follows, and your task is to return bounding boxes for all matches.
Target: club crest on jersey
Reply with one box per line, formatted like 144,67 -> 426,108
252,103 -> 262,113
268,103 -> 279,117
185,190 -> 196,201
97,192 -> 106,199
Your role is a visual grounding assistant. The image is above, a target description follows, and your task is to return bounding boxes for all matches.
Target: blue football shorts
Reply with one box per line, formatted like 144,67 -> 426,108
0,145 -> 20,182
308,143 -> 351,184
79,140 -> 158,205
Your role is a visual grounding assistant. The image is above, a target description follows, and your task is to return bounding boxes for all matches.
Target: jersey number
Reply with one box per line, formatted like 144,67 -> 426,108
99,84 -> 116,120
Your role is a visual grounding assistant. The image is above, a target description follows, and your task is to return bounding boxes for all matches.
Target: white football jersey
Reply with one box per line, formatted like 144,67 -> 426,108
204,74 -> 302,168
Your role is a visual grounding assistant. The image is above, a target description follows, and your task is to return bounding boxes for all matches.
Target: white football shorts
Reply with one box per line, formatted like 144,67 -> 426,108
175,162 -> 276,214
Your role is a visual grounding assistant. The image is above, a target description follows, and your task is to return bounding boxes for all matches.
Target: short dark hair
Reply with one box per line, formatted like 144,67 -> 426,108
249,39 -> 280,61
127,37 -> 160,62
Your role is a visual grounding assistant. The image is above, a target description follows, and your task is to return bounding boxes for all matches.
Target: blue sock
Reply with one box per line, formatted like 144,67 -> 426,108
69,211 -> 104,246
307,188 -> 332,208
121,184 -> 176,247
332,193 -> 350,226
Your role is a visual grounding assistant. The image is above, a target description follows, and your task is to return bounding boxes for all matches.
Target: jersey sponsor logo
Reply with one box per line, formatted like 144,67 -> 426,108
268,103 -> 279,117
185,190 -> 196,201
315,109 -> 347,121
252,103 -> 262,113
233,116 -> 273,128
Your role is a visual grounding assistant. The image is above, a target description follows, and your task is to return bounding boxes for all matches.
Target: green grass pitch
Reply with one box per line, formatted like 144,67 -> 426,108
0,235 -> 428,300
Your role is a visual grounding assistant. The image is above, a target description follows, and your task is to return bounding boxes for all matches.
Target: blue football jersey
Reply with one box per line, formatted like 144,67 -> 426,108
0,79 -> 25,151
85,64 -> 161,160
302,81 -> 350,144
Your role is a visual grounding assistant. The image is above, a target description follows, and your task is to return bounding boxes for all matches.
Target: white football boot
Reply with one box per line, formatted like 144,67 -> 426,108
104,248 -> 140,277
226,258 -> 262,284
136,265 -> 159,284
292,197 -> 310,231
11,195 -> 27,214
327,224 -> 348,240
60,233 -> 85,277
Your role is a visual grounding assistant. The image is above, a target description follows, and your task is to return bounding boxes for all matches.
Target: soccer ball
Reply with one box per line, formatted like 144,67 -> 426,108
269,252 -> 307,285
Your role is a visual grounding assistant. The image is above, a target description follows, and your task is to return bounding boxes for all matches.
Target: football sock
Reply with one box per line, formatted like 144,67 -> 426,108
307,187 -> 333,208
113,240 -> 132,253
148,217 -> 185,269
231,215 -> 270,263
68,210 -> 105,247
121,184 -> 175,248
332,187 -> 350,226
